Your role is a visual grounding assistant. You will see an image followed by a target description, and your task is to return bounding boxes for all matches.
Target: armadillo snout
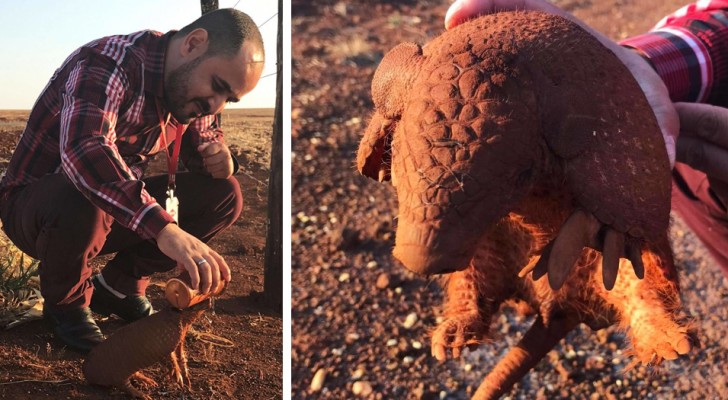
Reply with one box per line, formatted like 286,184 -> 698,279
393,244 -> 469,275
392,224 -> 473,275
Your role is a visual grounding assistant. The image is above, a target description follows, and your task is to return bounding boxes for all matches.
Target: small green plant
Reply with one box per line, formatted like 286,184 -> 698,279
0,251 -> 39,292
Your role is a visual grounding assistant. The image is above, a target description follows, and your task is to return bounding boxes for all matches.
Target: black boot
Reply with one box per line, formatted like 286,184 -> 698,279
89,274 -> 153,322
43,306 -> 105,354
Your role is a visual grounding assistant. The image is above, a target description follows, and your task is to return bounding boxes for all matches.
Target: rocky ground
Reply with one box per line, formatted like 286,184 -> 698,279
0,108 -> 281,399
291,1 -> 727,399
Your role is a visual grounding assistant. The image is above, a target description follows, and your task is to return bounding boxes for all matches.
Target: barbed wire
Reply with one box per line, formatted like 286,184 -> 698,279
257,12 -> 278,28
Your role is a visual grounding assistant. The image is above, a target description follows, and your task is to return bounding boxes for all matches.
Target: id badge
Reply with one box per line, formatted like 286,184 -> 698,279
166,188 -> 179,223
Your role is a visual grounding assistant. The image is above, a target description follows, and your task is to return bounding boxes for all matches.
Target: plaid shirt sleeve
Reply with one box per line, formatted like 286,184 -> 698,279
620,0 -> 728,106
180,115 -> 240,175
59,51 -> 174,240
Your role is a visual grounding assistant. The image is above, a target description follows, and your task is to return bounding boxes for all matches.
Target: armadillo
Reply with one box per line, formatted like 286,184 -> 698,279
83,279 -> 224,399
358,11 -> 695,399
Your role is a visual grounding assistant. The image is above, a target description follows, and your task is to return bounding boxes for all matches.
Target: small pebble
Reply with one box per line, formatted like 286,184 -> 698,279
366,261 -> 378,269
352,381 -> 373,397
376,273 -> 390,289
352,368 -> 365,379
338,273 -> 350,282
402,313 -> 418,329
386,339 -> 397,347
412,341 -> 423,349
311,369 -> 326,392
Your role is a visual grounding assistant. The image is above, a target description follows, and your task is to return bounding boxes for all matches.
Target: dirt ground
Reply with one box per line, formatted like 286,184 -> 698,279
0,108 -> 282,399
292,1 -> 727,399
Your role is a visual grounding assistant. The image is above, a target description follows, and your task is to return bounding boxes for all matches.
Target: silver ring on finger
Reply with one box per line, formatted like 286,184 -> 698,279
196,258 -> 209,266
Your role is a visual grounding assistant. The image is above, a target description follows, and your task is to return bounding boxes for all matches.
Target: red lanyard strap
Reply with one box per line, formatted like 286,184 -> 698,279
155,100 -> 186,189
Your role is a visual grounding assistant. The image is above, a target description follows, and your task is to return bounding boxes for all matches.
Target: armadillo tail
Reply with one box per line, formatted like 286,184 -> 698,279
472,315 -> 577,400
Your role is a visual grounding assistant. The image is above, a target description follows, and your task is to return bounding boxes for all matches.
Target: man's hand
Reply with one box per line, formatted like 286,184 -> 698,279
156,223 -> 231,294
445,0 -> 680,167
198,142 -> 234,179
675,102 -> 728,204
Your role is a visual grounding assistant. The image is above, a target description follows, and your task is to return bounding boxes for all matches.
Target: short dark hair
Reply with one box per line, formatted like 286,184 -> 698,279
176,8 -> 264,59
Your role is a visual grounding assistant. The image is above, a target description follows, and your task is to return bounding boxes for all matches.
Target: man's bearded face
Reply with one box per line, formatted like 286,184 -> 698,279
164,57 -> 208,123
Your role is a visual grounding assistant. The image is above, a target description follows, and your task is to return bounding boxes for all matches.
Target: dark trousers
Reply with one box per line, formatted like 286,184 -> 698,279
672,163 -> 728,278
0,172 -> 242,312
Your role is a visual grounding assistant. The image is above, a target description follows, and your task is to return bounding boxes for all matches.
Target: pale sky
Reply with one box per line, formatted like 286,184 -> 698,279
0,0 -> 278,110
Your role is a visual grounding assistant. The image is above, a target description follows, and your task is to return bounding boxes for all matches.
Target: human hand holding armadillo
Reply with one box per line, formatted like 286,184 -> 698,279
83,277 -> 225,399
358,10 -> 695,399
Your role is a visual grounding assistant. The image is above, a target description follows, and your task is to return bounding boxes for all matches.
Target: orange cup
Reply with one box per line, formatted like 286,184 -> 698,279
165,276 -> 226,310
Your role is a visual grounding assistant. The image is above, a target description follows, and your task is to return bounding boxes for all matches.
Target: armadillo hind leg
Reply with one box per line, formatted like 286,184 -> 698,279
131,371 -> 157,388
472,314 -> 578,400
168,350 -> 184,387
123,377 -> 154,400
601,234 -> 694,365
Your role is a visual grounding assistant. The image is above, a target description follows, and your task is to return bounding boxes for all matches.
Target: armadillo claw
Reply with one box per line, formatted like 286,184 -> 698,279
123,377 -> 155,400
523,241 -> 553,280
530,209 -> 648,290
601,229 -> 625,291
132,371 -> 158,388
629,318 -> 695,367
626,241 -> 645,279
430,314 -> 487,361
546,210 -> 601,290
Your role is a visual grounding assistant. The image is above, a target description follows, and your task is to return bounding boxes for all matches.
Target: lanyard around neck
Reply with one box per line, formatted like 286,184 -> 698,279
155,100 -> 186,190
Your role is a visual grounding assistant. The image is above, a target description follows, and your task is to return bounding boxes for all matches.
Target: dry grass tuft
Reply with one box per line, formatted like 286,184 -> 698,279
0,231 -> 41,329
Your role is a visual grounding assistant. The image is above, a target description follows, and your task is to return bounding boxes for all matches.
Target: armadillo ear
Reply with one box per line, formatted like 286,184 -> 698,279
357,112 -> 396,181
372,42 -> 423,119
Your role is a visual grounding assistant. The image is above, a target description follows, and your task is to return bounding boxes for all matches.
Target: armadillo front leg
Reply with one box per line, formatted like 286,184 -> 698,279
123,374 -> 156,400
169,350 -> 184,387
432,219 -> 526,361
431,264 -> 490,361
177,338 -> 193,390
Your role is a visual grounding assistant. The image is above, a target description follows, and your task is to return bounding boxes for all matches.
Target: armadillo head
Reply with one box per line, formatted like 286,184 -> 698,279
358,40 -> 541,276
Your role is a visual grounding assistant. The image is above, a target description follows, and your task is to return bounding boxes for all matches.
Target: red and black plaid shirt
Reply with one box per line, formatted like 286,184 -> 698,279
621,0 -> 728,105
0,30 -> 224,240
